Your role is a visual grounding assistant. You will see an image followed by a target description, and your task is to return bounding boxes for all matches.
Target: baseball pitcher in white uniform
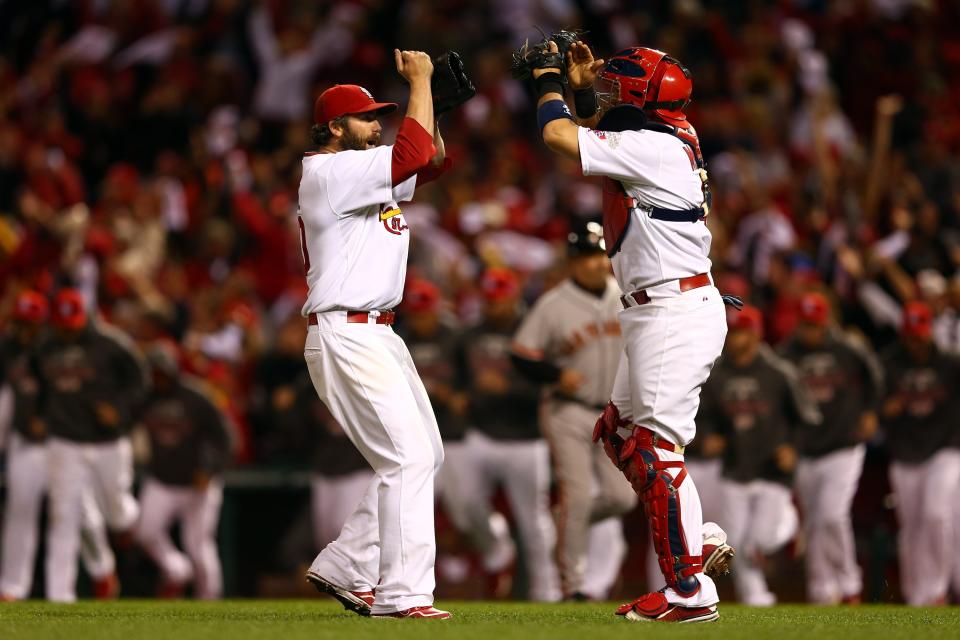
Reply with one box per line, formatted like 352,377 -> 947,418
299,50 -> 457,620
518,37 -> 738,622
511,224 -> 637,600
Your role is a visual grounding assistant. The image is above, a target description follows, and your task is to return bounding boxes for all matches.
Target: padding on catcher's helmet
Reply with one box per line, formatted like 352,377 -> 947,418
597,47 -> 692,124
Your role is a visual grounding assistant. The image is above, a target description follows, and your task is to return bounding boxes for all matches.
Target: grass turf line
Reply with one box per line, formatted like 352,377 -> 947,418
1,601 -> 958,640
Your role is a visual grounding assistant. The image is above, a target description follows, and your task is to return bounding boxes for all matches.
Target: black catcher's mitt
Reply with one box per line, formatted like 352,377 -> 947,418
510,28 -> 584,81
432,51 -> 476,115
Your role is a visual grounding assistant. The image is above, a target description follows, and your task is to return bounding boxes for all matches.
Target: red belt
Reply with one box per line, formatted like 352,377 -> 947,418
620,272 -> 711,309
308,311 -> 396,326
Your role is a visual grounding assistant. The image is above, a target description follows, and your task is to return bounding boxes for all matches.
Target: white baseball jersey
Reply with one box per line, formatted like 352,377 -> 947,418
578,127 -> 712,293
513,276 -> 623,406
298,146 -> 418,315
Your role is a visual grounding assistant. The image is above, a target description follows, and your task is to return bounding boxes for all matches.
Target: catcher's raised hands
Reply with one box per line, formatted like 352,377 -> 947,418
566,41 -> 604,90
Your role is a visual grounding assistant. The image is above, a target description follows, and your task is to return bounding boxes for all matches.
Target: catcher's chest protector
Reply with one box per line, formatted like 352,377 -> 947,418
601,176 -> 632,258
600,123 -> 709,259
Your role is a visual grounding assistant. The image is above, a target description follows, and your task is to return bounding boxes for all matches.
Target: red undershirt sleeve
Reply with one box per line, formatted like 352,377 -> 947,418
416,156 -> 453,186
391,117 -> 436,185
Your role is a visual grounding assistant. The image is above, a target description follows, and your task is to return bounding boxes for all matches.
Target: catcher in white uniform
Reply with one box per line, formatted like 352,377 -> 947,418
516,35 -> 738,622
511,224 -> 636,600
299,49 -> 467,620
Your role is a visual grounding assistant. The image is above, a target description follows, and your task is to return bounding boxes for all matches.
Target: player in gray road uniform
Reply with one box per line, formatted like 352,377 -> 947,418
512,223 -> 636,600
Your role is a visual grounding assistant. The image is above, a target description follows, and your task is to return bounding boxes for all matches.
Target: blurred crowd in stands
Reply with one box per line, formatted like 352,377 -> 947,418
2,0 -> 960,603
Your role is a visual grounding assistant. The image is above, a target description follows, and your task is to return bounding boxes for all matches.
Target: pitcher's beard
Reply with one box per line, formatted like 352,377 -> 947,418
341,127 -> 380,151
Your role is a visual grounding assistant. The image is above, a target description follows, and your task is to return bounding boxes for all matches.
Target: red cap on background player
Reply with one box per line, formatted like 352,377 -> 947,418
480,268 -> 520,301
798,292 -> 830,326
404,278 -> 441,313
13,290 -> 49,324
51,289 -> 87,329
314,85 -> 398,125
728,304 -> 763,335
901,301 -> 933,339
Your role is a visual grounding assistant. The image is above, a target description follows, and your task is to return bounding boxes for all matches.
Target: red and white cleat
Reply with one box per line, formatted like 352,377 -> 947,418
616,592 -> 718,624
372,606 -> 452,620
702,522 -> 735,578
0,593 -> 18,602
306,571 -> 374,616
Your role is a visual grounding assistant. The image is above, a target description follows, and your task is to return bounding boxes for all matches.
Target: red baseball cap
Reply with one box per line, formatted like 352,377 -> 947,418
13,290 -> 49,324
404,278 -> 441,313
480,268 -> 521,301
798,292 -> 830,326
901,301 -> 933,339
314,85 -> 398,125
51,289 -> 87,329
729,304 -> 764,335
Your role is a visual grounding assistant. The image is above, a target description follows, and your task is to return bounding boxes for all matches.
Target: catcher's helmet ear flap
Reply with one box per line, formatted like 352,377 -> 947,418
598,47 -> 692,123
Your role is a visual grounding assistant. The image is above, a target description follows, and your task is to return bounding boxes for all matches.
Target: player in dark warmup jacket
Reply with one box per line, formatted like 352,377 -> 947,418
880,301 -> 960,606
137,344 -> 234,599
35,289 -> 146,603
778,292 -> 883,604
698,305 -> 820,606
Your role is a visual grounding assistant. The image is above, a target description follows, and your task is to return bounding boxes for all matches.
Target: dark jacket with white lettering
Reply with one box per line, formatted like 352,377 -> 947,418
36,324 -> 148,443
779,329 -> 883,457
880,343 -> 960,464
698,346 -> 821,484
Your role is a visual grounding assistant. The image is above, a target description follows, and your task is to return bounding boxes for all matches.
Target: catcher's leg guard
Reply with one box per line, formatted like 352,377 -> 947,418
595,416 -> 701,596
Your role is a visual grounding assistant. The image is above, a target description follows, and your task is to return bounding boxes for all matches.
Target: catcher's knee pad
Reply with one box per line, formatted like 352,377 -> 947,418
620,433 -> 702,596
593,402 -> 631,469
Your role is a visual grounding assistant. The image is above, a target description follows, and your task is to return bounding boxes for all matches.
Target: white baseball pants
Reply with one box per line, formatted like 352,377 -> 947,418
136,478 -> 224,599
889,448 -> 960,606
439,430 -> 561,601
611,284 -> 727,606
45,437 -> 138,603
435,441 -> 516,576
795,445 -> 865,604
582,516 -> 627,600
304,315 -> 444,614
0,433 -> 115,599
721,478 -> 798,606
311,470 -> 375,551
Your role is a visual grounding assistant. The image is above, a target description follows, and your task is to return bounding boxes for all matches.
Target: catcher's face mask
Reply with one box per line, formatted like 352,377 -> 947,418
595,74 -> 623,115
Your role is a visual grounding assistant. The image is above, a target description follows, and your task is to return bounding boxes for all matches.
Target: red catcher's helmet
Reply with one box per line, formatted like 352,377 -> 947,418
597,47 -> 693,125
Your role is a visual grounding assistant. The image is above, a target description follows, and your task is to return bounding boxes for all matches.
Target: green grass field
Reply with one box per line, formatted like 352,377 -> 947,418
1,601 -> 958,640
